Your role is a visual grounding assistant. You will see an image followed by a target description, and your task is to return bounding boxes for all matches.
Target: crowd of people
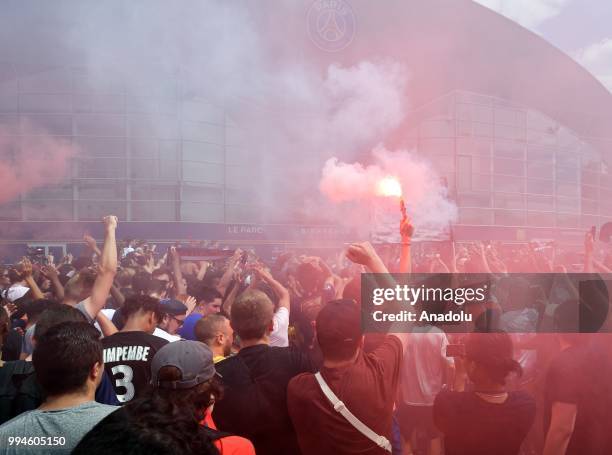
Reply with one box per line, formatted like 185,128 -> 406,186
0,214 -> 610,454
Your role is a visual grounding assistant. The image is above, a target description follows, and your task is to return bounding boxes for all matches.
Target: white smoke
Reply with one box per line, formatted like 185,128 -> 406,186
320,145 -> 457,236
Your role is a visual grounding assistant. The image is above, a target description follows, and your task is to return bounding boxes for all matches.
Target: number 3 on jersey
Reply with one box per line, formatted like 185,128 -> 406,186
111,364 -> 135,402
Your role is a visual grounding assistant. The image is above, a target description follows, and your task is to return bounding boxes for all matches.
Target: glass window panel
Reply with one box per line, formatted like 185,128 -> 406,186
556,197 -> 579,213
77,158 -> 127,178
527,212 -> 555,227
19,68 -> 73,92
428,155 -> 455,173
494,193 -> 525,210
456,120 -> 472,136
473,105 -> 493,123
527,129 -> 557,146
473,122 -> 494,137
495,108 -> 518,126
527,195 -> 554,211
130,158 -> 178,180
581,199 -> 598,215
494,141 -> 525,159
472,174 -> 491,191
581,185 -> 598,200
183,162 -> 225,184
496,125 -> 525,141
74,94 -> 125,113
495,210 -> 525,226
600,173 -> 612,189
557,153 -> 579,168
130,115 -> 179,139
182,121 -> 224,144
225,127 -> 246,148
527,111 -> 555,132
556,182 -> 579,197
419,138 -> 454,156
130,139 -> 158,158
581,170 -> 600,186
20,94 -> 73,113
76,137 -> 125,157
25,114 -> 72,135
494,175 -> 524,193
555,166 -> 578,183
131,201 -> 176,221
494,158 -> 524,177
79,182 -> 126,200
458,192 -> 491,207
182,101 -> 224,124
75,115 -> 126,137
556,214 -> 580,228
23,201 -> 73,221
456,138 -> 491,156
132,184 -> 176,201
528,147 -> 554,162
458,208 -> 493,225
78,201 -> 126,221
456,103 -> 472,121
25,185 -> 72,200
182,184 -> 224,203
225,204 -> 263,224
471,157 -> 490,174
183,141 -> 225,163
527,179 -> 553,195
0,201 -> 21,220
527,161 -> 553,179
180,202 -> 224,222
420,120 -> 454,138
0,95 -> 19,113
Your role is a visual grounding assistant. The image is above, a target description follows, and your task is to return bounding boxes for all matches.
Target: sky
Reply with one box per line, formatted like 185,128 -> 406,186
473,0 -> 612,91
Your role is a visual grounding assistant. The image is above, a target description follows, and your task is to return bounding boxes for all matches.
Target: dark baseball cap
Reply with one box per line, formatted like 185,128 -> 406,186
159,298 -> 188,316
316,299 -> 362,350
151,340 -> 216,390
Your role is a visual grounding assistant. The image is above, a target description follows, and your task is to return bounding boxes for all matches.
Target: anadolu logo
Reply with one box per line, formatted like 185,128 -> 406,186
307,0 -> 356,52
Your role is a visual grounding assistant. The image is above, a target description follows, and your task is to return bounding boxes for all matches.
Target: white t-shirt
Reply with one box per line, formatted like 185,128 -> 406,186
399,325 -> 453,406
153,327 -> 181,342
269,307 -> 289,347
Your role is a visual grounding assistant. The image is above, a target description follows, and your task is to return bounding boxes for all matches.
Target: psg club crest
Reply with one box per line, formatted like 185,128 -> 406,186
307,0 -> 356,52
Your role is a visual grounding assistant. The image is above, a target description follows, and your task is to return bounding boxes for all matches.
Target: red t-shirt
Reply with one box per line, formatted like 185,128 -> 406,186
201,413 -> 255,455
287,335 -> 403,455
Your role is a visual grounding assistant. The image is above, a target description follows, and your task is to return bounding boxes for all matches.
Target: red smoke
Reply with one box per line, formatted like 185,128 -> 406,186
0,123 -> 77,204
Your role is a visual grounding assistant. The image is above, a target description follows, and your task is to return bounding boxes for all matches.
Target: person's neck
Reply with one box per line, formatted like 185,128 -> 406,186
323,350 -> 360,369
473,380 -> 506,396
38,389 -> 94,411
240,337 -> 269,348
211,345 -> 225,359
122,318 -> 149,333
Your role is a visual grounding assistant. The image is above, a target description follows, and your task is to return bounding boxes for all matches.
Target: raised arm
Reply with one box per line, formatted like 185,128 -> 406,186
399,215 -> 414,273
41,264 -> 65,301
217,249 -> 242,295
84,216 -> 118,320
252,263 -> 290,312
346,241 -> 410,350
169,247 -> 187,296
84,234 -> 102,258
21,258 -> 45,301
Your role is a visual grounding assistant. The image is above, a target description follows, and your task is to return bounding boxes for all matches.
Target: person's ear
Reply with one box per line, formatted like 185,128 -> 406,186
90,361 -> 103,381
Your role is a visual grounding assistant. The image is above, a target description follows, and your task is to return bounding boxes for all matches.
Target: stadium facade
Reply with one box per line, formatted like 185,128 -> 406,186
0,0 -> 611,259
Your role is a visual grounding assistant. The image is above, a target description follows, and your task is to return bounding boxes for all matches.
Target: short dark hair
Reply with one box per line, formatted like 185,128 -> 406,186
132,271 -> 153,295
465,331 -> 522,385
122,295 -> 162,321
195,314 -> 228,345
34,304 -> 87,340
25,299 -> 56,323
231,290 -> 274,341
194,286 -> 223,304
33,321 -> 102,396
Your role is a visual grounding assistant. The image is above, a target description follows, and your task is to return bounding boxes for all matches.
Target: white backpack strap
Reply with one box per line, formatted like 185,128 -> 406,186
314,372 -> 392,453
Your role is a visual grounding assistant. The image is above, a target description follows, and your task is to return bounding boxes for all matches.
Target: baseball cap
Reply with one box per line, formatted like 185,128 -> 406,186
159,298 -> 187,316
178,313 -> 204,340
316,299 -> 362,350
151,340 -> 216,390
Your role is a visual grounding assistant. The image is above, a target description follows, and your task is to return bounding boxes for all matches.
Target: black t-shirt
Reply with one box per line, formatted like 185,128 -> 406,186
102,331 -> 167,403
213,344 -> 316,455
544,342 -> 612,455
434,390 -> 536,455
